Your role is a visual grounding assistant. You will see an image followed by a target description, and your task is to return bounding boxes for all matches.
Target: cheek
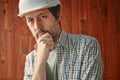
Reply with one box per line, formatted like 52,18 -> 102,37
43,20 -> 56,30
27,25 -> 35,36
27,22 -> 34,32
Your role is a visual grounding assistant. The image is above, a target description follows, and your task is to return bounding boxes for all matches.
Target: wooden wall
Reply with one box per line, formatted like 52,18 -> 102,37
0,0 -> 120,80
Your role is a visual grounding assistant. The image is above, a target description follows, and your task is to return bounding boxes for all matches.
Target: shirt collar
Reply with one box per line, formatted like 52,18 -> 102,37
56,30 -> 70,48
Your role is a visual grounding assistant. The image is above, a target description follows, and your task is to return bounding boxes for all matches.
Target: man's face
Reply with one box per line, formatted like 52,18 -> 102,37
25,8 -> 61,42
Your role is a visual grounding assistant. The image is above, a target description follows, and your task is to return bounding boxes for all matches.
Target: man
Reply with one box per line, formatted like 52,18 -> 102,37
18,0 -> 104,80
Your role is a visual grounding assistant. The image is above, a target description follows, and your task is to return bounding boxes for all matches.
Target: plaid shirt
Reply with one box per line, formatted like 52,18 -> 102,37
23,31 -> 104,80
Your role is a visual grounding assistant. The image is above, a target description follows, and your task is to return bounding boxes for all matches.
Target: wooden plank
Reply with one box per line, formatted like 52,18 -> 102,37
0,0 -> 120,80
60,0 -> 72,33
71,0 -> 79,34
0,0 -> 8,79
79,0 -> 88,34
104,0 -> 119,79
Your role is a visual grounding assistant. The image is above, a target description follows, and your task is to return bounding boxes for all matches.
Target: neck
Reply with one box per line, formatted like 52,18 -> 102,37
54,23 -> 62,44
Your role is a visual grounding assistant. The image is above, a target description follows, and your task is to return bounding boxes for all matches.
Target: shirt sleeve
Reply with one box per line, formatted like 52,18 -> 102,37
81,38 -> 104,80
23,55 -> 33,80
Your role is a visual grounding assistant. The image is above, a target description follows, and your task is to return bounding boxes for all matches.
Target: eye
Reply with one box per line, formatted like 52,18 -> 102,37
26,18 -> 34,22
39,14 -> 48,19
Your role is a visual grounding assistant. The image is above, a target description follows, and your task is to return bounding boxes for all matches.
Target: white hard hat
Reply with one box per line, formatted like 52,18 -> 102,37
18,0 -> 61,17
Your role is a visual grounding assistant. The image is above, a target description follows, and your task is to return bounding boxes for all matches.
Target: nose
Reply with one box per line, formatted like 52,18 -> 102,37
34,18 -> 43,31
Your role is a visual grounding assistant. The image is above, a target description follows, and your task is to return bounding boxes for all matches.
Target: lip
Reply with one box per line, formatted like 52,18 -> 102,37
35,31 -> 45,39
38,32 -> 45,38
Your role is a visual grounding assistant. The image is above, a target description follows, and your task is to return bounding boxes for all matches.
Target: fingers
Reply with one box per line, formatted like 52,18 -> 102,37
35,32 -> 54,62
36,32 -> 54,51
37,33 -> 53,44
38,38 -> 54,48
40,33 -> 51,38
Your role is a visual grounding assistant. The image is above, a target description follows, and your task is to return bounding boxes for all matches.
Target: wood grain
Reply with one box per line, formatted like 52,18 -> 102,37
0,0 -> 120,79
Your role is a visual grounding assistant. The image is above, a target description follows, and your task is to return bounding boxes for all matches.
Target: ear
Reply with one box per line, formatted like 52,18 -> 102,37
57,11 -> 62,22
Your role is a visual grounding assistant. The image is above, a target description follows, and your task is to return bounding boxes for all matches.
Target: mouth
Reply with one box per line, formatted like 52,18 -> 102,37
35,29 -> 50,39
35,31 -> 44,39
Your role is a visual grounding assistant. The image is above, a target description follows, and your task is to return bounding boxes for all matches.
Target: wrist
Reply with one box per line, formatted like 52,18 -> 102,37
36,56 -> 48,64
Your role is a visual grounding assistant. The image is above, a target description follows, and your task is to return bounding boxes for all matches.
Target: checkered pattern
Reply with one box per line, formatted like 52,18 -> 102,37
23,31 -> 104,80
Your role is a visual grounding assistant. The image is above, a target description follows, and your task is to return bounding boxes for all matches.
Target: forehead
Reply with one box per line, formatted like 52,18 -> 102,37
25,8 -> 50,17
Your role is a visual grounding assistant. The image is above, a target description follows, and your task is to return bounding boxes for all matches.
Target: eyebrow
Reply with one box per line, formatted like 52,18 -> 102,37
25,12 -> 48,19
39,12 -> 48,16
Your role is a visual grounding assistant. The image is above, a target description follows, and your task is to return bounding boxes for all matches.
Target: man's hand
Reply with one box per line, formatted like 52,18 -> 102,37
32,33 -> 54,80
36,32 -> 54,63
